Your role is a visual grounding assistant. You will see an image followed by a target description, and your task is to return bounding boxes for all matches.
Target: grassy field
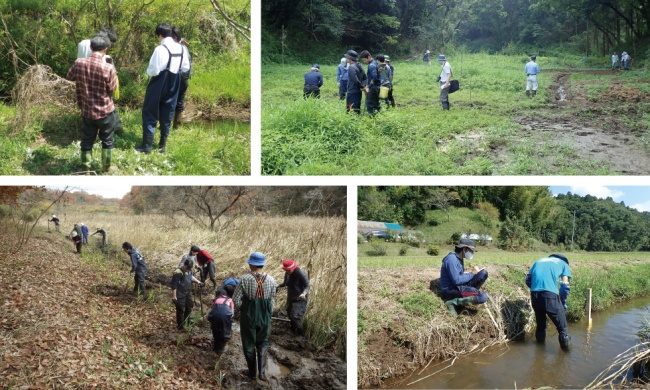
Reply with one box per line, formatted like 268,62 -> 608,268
56,207 -> 347,357
262,52 -> 650,175
358,243 -> 650,386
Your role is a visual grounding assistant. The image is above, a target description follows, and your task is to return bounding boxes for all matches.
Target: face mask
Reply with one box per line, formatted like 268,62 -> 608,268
464,250 -> 474,261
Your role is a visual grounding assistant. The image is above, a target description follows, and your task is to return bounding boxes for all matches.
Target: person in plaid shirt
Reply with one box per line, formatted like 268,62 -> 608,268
67,35 -> 118,173
233,252 -> 277,381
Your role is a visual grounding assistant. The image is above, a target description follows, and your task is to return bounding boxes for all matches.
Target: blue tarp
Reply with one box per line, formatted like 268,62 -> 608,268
384,223 -> 403,231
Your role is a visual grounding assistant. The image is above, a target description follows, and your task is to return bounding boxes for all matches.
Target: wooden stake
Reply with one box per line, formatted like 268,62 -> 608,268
587,288 -> 593,327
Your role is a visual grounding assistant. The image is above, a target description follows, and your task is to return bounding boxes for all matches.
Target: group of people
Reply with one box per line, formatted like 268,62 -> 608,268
439,238 -> 572,351
66,22 -> 192,172
611,51 -> 633,70
48,215 -> 108,253
122,243 -> 311,382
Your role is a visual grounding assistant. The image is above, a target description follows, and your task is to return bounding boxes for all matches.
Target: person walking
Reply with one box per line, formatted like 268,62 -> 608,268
525,55 -> 541,97
345,50 -> 366,114
278,259 -> 310,336
49,215 -> 60,233
171,26 -> 192,129
611,52 -> 619,70
122,242 -> 147,298
439,239 -> 489,316
621,51 -> 629,70
190,245 -> 216,290
91,228 -> 108,247
361,50 -> 381,115
80,223 -> 89,245
336,57 -> 349,101
66,34 -> 118,173
208,288 -> 234,354
72,231 -> 82,254
171,259 -> 203,330
423,50 -> 431,65
525,254 -> 572,350
303,64 -> 323,99
438,54 -> 453,110
233,252 -> 277,381
135,22 -> 190,154
385,56 -> 396,108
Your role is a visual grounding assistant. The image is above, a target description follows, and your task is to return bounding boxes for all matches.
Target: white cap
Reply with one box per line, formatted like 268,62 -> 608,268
52,215 -> 56,218
72,231 -> 78,237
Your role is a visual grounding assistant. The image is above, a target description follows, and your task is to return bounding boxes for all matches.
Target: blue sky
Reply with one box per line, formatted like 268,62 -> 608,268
550,186 -> 650,212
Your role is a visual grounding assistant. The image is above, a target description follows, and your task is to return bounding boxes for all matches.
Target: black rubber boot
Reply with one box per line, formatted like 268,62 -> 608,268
243,355 -> 257,379
532,90 -> 537,97
535,332 -> 545,344
134,136 -> 153,154
257,346 -> 268,381
559,334 -> 571,350
158,137 -> 167,153
526,90 -> 531,97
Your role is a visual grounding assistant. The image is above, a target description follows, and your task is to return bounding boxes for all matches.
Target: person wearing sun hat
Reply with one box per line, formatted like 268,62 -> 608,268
233,252 -> 277,381
278,259 -> 310,336
439,238 -> 489,316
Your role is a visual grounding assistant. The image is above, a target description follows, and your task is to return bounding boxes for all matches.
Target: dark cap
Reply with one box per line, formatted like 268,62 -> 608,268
549,253 -> 568,265
531,55 -> 537,60
345,50 -> 358,60
312,63 -> 320,69
456,238 -> 477,251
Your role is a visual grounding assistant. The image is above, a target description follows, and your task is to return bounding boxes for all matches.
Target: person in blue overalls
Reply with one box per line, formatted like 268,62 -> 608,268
525,254 -> 572,350
360,50 -> 381,115
135,22 -> 191,154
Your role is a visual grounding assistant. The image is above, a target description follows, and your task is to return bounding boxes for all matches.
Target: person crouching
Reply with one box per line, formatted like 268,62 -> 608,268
208,288 -> 234,354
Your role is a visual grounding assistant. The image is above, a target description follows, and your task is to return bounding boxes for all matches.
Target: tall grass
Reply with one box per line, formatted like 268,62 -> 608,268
263,53 -> 650,175
59,209 -> 347,358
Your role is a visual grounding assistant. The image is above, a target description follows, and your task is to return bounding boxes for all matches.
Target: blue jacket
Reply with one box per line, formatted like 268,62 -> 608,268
367,60 -> 380,85
440,252 -> 473,291
304,70 -> 323,87
524,61 -> 540,75
336,64 -> 349,82
129,247 -> 147,273
81,225 -> 89,236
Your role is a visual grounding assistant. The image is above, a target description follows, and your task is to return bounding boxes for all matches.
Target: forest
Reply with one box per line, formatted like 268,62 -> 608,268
0,0 -> 251,175
358,186 -> 650,252
263,0 -> 650,61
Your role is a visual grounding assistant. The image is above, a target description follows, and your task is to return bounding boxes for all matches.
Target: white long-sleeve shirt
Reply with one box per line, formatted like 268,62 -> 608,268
146,37 -> 191,77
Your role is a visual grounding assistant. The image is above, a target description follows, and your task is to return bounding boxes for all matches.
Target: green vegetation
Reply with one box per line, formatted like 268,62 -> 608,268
262,55 -> 650,175
0,0 -> 250,175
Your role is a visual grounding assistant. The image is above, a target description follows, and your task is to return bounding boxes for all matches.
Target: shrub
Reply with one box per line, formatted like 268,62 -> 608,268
366,244 -> 388,256
449,232 -> 462,244
427,245 -> 440,256
357,232 -> 365,244
407,239 -> 421,248
399,246 -> 408,256
427,219 -> 439,226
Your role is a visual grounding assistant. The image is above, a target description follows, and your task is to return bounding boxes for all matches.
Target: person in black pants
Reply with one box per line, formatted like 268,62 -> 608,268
278,259 -> 310,336
360,50 -> 381,115
208,288 -> 233,353
345,50 -> 366,114
526,254 -> 572,350
171,25 -> 192,129
122,242 -> 148,299
171,259 -> 203,330
303,64 -> 323,99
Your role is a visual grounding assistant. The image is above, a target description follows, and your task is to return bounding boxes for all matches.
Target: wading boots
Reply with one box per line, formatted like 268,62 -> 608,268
559,334 -> 571,351
80,150 -> 92,170
445,295 -> 479,316
101,149 -> 118,174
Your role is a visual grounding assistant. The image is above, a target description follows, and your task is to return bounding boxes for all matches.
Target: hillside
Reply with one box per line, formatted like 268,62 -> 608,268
0,230 -> 346,389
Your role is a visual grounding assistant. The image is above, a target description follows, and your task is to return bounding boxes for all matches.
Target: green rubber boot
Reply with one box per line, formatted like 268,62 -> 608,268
445,298 -> 461,316
101,149 -> 118,174
445,296 -> 479,316
80,150 -> 92,170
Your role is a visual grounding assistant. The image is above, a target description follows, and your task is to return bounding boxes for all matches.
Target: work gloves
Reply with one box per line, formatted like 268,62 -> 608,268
559,282 -> 570,310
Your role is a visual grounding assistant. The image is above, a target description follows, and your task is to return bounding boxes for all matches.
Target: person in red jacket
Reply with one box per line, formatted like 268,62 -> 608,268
190,245 -> 216,289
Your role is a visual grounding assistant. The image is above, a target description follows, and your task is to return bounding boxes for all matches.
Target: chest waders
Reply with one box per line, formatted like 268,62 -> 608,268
240,272 -> 272,380
174,269 -> 194,330
139,44 -> 184,153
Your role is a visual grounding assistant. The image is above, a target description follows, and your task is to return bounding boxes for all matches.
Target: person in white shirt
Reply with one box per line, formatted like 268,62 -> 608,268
134,22 -> 191,154
438,54 -> 452,110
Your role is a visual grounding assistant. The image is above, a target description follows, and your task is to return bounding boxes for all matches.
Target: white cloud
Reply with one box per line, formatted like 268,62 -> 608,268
630,201 -> 650,213
567,185 -> 624,200
48,184 -> 131,199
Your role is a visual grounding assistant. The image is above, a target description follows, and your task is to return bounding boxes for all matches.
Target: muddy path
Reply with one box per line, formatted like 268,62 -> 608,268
496,69 -> 650,174
111,256 -> 347,390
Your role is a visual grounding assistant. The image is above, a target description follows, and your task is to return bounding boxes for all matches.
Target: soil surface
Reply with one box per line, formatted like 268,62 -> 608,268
0,234 -> 345,389
492,69 -> 650,174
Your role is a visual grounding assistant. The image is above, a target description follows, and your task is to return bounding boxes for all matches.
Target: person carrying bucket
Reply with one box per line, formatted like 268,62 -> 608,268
439,239 -> 489,316
376,54 -> 392,108
525,254 -> 572,350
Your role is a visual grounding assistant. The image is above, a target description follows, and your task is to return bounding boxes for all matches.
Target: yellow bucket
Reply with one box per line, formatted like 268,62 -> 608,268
379,86 -> 390,99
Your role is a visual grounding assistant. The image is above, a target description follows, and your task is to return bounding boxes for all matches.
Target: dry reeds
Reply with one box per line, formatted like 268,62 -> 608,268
12,64 -> 75,131
586,342 -> 650,389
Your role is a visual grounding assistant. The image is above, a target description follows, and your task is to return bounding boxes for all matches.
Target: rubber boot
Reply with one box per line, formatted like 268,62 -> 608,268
526,90 -> 531,97
535,332 -> 545,344
559,334 -> 571,351
101,149 -> 118,174
445,298 -> 460,316
134,135 -> 153,154
532,90 -> 537,97
80,150 -> 92,170
442,101 -> 450,110
257,346 -> 268,381
172,111 -> 183,129
158,137 -> 167,153
445,296 -> 478,316
243,354 -> 257,379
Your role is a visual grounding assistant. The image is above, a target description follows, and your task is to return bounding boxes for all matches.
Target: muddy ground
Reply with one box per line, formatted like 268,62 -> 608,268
456,69 -> 650,174
0,234 -> 345,389
357,264 -> 529,388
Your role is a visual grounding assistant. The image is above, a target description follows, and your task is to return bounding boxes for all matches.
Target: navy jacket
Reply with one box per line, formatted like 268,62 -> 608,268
304,70 -> 323,87
129,247 -> 147,273
439,252 -> 473,291
347,62 -> 367,94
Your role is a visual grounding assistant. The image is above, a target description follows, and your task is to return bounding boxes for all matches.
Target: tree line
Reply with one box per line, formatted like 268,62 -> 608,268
358,186 -> 650,252
263,0 -> 650,61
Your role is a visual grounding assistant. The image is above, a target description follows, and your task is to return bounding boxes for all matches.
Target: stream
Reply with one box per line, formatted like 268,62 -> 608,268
393,295 -> 650,389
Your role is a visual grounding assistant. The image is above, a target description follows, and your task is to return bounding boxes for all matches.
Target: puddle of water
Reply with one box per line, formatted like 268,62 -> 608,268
396,295 -> 650,389
267,355 -> 291,376
557,85 -> 567,101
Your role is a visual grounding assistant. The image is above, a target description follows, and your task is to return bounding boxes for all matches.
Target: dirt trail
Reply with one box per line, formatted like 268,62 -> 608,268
0,234 -> 345,389
505,70 -> 650,174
